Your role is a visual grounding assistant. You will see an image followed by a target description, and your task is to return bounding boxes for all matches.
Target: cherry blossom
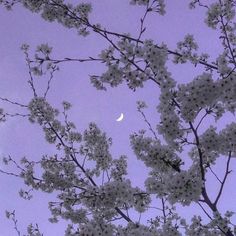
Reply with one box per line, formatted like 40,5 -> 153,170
0,0 -> 236,236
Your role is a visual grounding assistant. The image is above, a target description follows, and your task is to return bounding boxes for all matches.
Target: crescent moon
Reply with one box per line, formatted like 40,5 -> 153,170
116,113 -> 124,122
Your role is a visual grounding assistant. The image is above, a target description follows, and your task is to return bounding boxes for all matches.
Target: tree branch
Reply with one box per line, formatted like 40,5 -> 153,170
214,151 -> 232,206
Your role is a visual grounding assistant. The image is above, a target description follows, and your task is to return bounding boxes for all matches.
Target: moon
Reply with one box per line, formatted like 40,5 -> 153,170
116,113 -> 124,122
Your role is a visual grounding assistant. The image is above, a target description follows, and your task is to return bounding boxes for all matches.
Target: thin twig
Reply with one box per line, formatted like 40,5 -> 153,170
0,169 -> 20,178
0,97 -> 28,108
209,166 -> 222,184
138,109 -> 158,140
214,151 -> 232,206
197,202 -> 212,220
43,66 -> 57,98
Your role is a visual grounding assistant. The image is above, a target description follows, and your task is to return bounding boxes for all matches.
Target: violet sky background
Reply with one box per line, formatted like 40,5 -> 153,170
0,0 -> 236,235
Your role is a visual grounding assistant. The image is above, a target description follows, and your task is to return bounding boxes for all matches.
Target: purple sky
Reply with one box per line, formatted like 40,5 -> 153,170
0,0 -> 236,235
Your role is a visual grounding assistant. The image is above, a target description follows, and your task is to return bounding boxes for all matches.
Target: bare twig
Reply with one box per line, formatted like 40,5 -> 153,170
209,166 -> 222,184
0,97 -> 28,108
7,210 -> 21,236
0,169 -> 20,178
214,152 -> 232,206
138,109 -> 158,140
43,66 -> 58,98
197,201 -> 212,220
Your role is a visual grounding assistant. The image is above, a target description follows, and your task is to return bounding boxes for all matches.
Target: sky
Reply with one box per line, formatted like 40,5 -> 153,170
0,0 -> 236,235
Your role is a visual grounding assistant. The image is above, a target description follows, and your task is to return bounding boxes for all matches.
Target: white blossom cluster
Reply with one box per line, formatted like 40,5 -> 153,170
0,0 -> 92,35
78,221 -> 114,236
19,155 -> 81,195
208,211 -> 231,234
116,222 -> 159,236
91,40 -> 171,91
145,175 -> 166,197
145,165 -> 202,206
157,220 -> 181,236
174,34 -> 199,65
26,223 -> 43,236
80,179 -> 150,214
39,0 -> 91,36
173,34 -> 212,66
144,41 -> 168,76
217,74 -> 236,113
190,122 -> 236,166
28,98 -> 82,145
80,123 -> 112,172
129,0 -> 166,15
129,0 -> 149,6
218,122 -> 236,155
65,219 -> 115,236
90,64 -> 123,90
176,73 -> 219,122
40,157 -> 79,192
156,107 -> 184,149
49,203 -> 88,225
205,1 -> 235,29
91,39 -> 150,91
157,97 -> 183,150
36,43 -> 52,57
20,43 -> 59,82
28,97 -> 59,124
98,46 -> 115,65
216,52 -> 232,75
130,130 -> 182,173
185,215 -> 225,236
110,155 -> 128,181
164,166 -> 202,206
199,126 -> 220,152
20,162 -> 36,188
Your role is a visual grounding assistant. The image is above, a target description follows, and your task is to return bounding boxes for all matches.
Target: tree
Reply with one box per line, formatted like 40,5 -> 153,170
0,0 -> 236,235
